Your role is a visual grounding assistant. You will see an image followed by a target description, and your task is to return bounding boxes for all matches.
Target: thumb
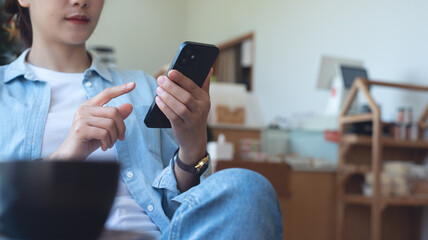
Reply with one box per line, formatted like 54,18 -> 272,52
117,103 -> 133,119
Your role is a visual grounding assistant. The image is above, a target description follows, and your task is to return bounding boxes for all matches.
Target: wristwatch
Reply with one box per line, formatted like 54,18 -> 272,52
172,148 -> 210,176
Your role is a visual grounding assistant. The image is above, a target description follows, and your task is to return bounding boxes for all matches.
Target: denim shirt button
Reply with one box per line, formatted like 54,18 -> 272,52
127,171 -> 134,178
85,82 -> 93,87
147,204 -> 154,212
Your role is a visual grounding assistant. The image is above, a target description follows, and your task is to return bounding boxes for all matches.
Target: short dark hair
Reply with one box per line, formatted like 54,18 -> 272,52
5,0 -> 32,47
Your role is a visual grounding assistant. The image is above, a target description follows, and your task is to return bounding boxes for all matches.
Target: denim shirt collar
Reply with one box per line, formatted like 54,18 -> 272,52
3,48 -> 113,83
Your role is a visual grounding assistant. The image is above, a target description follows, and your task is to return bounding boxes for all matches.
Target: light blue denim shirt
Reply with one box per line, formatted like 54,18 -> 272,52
0,49 -> 210,233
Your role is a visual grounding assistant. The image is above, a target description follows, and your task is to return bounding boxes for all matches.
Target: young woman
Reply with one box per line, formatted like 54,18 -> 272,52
0,0 -> 283,239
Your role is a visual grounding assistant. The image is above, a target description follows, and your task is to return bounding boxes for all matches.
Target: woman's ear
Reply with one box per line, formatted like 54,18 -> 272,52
17,0 -> 30,8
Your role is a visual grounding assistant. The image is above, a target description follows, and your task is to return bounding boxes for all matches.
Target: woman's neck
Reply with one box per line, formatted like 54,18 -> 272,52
26,41 -> 91,73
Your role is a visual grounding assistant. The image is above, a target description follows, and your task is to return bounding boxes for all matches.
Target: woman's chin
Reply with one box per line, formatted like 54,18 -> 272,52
62,33 -> 93,46
65,38 -> 91,47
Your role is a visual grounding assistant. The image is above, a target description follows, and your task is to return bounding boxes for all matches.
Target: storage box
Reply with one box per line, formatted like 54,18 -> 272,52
216,105 -> 245,125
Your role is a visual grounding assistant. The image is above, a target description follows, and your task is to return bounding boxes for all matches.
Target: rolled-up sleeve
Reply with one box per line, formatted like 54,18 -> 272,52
151,128 -> 212,218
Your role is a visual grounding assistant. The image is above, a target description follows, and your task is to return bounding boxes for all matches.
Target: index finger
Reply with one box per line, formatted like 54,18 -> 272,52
85,82 -> 136,107
167,70 -> 207,99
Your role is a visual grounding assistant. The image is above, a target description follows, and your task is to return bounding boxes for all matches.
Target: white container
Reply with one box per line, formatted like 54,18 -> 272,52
207,134 -> 234,161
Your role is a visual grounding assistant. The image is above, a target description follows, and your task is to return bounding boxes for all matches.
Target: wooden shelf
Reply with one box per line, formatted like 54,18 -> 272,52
341,164 -> 371,175
384,195 -> 428,206
336,78 -> 428,240
344,194 -> 428,207
341,134 -> 428,149
339,114 -> 373,124
344,194 -> 372,205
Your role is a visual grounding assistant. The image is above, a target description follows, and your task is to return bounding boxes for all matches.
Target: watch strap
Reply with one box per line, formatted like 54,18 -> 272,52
173,148 -> 209,175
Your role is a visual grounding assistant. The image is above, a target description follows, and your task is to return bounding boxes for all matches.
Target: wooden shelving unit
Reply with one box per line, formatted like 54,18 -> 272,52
336,78 -> 428,240
342,134 -> 428,149
344,194 -> 428,207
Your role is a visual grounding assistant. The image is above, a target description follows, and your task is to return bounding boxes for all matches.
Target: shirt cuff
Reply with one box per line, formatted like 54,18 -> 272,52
152,154 -> 212,193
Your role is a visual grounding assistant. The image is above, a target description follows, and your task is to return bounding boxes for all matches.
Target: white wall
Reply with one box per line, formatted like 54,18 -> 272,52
89,0 -> 428,124
87,0 -> 187,75
184,0 -> 428,124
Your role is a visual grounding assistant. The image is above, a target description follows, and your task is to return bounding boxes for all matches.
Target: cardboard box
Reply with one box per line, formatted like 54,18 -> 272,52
216,105 -> 245,125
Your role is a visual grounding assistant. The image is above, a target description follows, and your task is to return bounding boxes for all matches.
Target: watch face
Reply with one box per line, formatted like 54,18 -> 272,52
196,162 -> 209,174
195,155 -> 209,169
196,154 -> 210,175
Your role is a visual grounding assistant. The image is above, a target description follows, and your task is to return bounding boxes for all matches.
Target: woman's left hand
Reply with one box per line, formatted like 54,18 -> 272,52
155,69 -> 212,166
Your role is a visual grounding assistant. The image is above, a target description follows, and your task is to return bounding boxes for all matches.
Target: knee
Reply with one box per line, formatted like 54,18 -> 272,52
208,168 -> 282,231
174,168 -> 284,239
210,168 -> 278,203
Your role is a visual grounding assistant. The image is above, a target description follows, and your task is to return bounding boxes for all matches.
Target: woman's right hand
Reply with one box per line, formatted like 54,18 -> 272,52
44,82 -> 136,161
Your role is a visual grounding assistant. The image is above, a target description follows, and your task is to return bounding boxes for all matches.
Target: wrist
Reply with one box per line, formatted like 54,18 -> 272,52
173,148 -> 210,176
45,145 -> 84,161
44,151 -> 67,161
178,146 -> 207,166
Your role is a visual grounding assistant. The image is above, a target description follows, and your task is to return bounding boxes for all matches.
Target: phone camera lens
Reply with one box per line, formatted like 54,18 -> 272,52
191,54 -> 196,60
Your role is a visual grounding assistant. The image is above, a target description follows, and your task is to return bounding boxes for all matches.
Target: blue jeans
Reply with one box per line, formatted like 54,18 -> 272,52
161,168 -> 284,240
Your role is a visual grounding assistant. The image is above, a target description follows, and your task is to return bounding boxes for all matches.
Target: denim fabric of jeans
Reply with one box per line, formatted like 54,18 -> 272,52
162,168 -> 283,240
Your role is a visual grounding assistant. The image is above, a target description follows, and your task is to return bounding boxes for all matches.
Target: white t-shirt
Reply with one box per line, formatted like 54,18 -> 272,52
29,63 -> 161,239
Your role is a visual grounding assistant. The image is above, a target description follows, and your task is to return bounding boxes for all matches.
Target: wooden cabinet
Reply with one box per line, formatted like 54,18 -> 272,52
215,161 -> 336,240
213,32 -> 254,91
283,170 -> 336,240
336,78 -> 428,240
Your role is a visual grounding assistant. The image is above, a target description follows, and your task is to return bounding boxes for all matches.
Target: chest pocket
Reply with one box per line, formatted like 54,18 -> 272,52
131,105 -> 162,158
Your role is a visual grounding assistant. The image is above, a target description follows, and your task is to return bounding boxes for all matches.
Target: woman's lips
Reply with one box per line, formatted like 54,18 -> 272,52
65,15 -> 89,24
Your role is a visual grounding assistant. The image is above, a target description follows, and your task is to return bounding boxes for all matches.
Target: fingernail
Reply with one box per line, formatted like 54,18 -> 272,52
126,82 -> 135,88
168,70 -> 175,78
158,76 -> 166,85
157,87 -> 165,94
155,96 -> 162,104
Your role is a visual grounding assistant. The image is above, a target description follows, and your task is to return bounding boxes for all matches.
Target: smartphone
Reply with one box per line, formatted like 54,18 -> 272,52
144,41 -> 219,128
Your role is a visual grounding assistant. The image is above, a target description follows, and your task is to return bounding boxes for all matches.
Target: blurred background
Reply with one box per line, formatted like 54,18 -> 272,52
3,0 -> 428,239
88,0 -> 428,125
